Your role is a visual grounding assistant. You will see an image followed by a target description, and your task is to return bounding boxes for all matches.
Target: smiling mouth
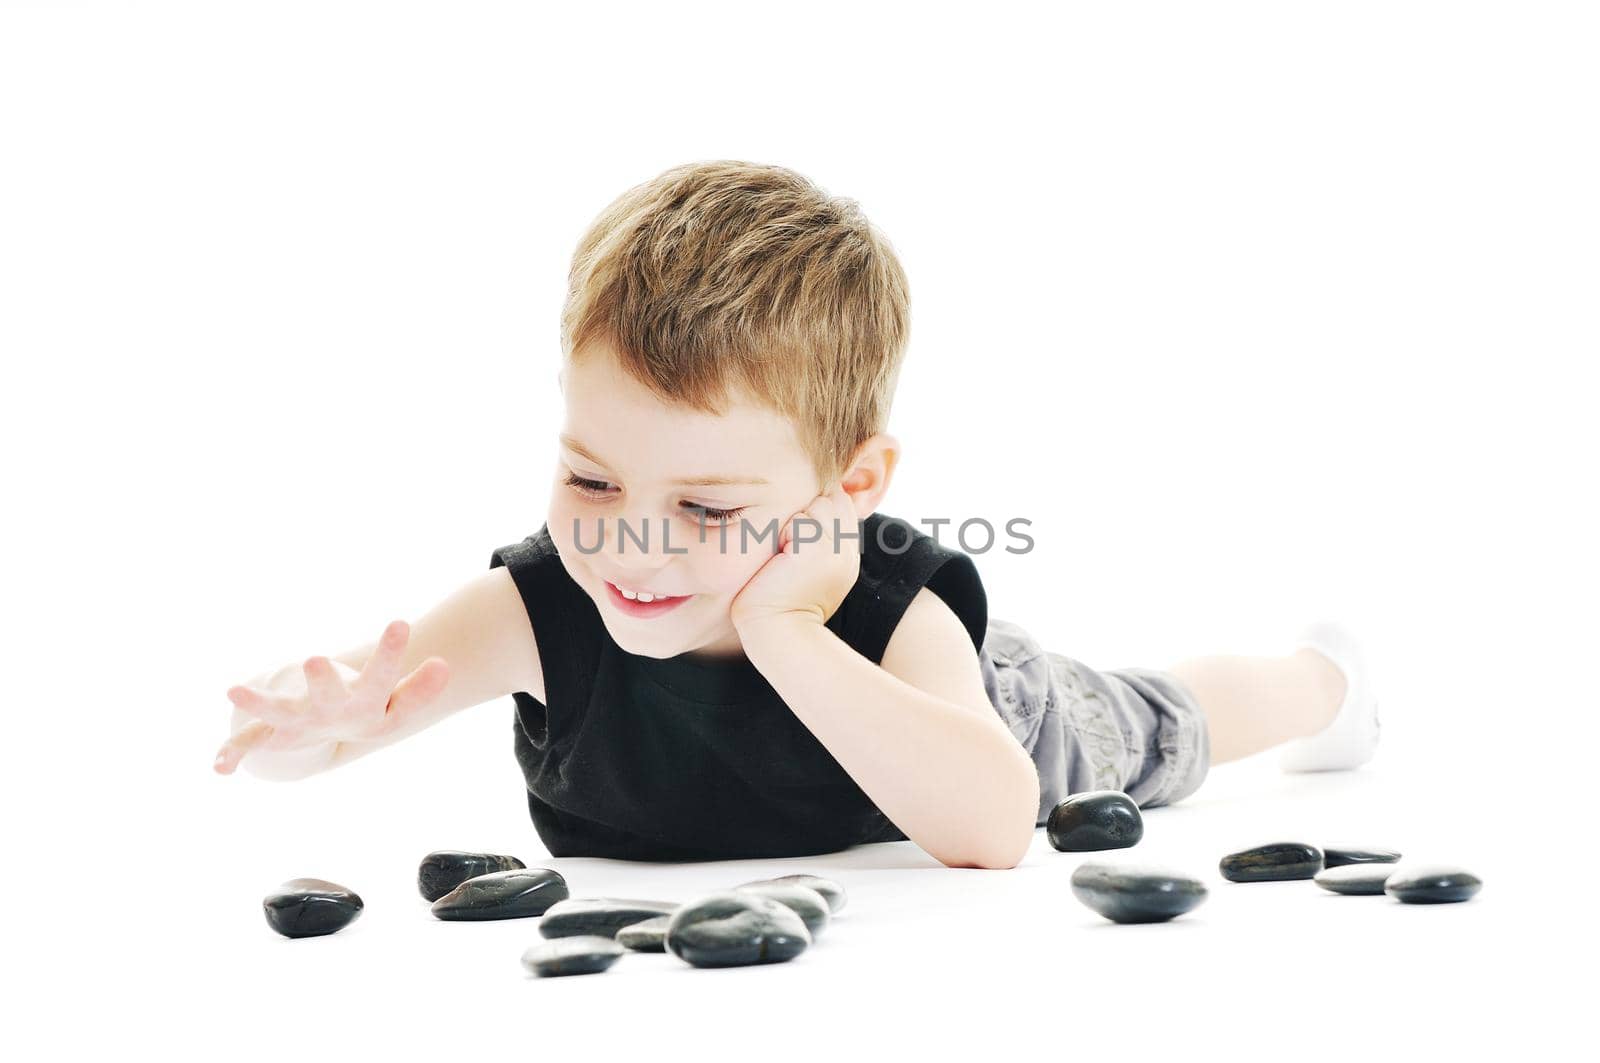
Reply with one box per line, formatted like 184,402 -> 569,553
605,578 -> 684,602
603,579 -> 695,618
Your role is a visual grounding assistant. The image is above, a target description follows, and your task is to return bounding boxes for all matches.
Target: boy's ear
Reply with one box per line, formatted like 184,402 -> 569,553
840,433 -> 900,513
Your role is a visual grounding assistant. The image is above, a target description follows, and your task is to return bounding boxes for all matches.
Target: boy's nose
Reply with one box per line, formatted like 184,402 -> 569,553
608,511 -> 675,559
605,551 -> 678,596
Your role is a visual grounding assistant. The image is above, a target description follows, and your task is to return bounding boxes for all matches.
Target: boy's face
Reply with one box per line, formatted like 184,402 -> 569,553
548,340 -> 837,660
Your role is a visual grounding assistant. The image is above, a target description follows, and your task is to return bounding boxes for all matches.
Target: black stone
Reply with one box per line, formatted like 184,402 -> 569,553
417,850 -> 527,902
538,898 -> 681,939
263,878 -> 363,939
615,916 -> 671,952
1314,863 -> 1397,895
1047,790 -> 1144,852
1220,842 -> 1323,882
665,891 -> 812,968
1384,865 -> 1483,904
736,874 -> 847,914
733,882 -> 831,936
520,935 -> 625,977
1069,863 -> 1208,924
1322,846 -> 1402,869
430,868 -> 569,921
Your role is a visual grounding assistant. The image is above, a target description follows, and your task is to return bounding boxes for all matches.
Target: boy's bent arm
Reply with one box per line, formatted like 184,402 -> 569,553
309,566 -> 544,773
740,588 -> 1040,870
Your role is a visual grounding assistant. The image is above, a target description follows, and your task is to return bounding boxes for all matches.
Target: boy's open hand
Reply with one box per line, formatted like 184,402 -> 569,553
213,619 -> 451,775
729,481 -> 862,637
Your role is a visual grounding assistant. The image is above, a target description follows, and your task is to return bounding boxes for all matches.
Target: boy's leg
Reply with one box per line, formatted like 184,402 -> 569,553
1167,649 -> 1345,765
980,618 -> 1214,818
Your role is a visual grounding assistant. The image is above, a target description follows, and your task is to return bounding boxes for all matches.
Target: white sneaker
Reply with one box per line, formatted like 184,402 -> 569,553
1277,620 -> 1381,773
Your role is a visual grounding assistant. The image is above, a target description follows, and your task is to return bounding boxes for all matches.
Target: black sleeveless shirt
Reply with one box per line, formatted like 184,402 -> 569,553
488,510 -> 989,861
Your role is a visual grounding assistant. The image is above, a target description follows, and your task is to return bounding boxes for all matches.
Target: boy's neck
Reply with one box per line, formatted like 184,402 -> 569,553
680,629 -> 752,664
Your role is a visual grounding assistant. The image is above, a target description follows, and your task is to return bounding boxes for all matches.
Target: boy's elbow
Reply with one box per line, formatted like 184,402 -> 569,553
938,770 -> 1040,870
940,851 -> 1023,871
937,834 -> 1029,870
975,816 -> 1038,869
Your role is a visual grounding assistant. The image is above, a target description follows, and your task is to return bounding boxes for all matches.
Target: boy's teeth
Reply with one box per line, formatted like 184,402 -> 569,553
617,584 -> 672,603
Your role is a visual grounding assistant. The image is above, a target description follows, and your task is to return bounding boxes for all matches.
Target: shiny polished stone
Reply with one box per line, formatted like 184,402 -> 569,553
665,891 -> 812,968
417,850 -> 526,902
520,935 -> 625,977
430,868 -> 569,921
735,874 -> 847,914
1070,863 -> 1208,924
1384,865 -> 1483,904
538,898 -> 681,939
263,878 -> 364,938
1220,842 -> 1324,882
1047,790 -> 1144,852
1322,846 -> 1402,869
733,882 -> 830,937
616,916 -> 671,953
1314,863 -> 1398,895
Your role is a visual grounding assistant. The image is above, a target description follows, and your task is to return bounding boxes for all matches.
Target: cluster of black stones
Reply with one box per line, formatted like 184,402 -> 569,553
1047,790 -> 1484,924
260,805 -> 1482,950
260,851 -> 844,976
519,873 -> 843,976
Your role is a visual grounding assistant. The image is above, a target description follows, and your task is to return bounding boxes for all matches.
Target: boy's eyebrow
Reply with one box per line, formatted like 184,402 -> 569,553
560,434 -> 772,486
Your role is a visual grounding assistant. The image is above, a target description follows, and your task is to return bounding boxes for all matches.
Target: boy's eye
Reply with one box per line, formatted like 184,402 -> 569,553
681,502 -> 747,526
563,472 -> 746,525
563,472 -> 613,495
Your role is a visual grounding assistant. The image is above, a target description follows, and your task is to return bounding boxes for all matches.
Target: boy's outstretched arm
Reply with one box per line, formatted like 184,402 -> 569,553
741,587 -> 1040,870
325,567 -> 544,769
216,566 -> 543,780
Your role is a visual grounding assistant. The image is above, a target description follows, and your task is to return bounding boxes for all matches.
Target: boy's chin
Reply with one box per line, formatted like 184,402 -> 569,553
601,615 -> 743,662
598,613 -> 694,657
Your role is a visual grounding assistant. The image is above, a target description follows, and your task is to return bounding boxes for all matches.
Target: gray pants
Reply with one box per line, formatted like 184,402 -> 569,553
979,617 -> 1212,825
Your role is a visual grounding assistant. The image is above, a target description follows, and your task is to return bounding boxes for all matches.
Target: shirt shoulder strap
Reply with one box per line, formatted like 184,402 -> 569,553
489,523 -> 603,745
827,512 -> 989,666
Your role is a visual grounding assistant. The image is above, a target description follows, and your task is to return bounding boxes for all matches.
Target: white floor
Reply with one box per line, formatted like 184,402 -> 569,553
77,728 -> 1564,1061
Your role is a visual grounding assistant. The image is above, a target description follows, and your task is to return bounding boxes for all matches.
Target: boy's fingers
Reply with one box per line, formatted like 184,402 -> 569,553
352,620 -> 410,710
777,507 -> 808,552
214,720 -> 273,774
376,657 -> 451,733
784,512 -> 825,552
226,685 -> 301,728
226,684 -> 268,710
302,656 -> 346,719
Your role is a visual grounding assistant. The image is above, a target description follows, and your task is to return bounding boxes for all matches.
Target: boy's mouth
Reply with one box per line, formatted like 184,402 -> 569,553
603,578 -> 694,619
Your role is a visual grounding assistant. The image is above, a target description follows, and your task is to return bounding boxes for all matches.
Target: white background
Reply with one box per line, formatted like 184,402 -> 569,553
3,1 -> 1591,1057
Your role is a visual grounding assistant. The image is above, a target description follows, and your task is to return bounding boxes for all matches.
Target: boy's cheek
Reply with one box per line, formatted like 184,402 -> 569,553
693,551 -> 767,596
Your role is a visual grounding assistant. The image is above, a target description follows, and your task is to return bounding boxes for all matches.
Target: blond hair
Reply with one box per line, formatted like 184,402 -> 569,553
561,160 -> 911,489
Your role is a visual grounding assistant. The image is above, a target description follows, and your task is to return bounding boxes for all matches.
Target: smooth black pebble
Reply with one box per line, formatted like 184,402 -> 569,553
1070,863 -> 1208,924
665,891 -> 811,968
1384,865 -> 1483,904
430,868 -> 569,921
1322,846 -> 1402,869
1047,790 -> 1144,852
616,916 -> 671,953
737,874 -> 847,914
733,882 -> 830,937
1314,863 -> 1397,895
539,898 -> 681,939
417,850 -> 527,902
263,878 -> 364,939
1220,841 -> 1323,882
521,935 -> 625,977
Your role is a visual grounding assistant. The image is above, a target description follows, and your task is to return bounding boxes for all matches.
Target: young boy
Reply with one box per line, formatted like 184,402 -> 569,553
213,160 -> 1381,869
